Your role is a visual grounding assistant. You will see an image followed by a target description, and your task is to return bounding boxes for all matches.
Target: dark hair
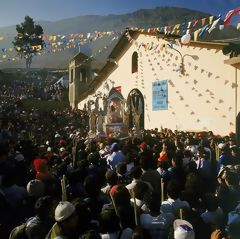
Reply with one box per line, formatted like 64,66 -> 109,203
99,209 -> 120,233
105,170 -> 118,186
79,230 -> 101,239
116,163 -> 127,176
202,193 -> 218,212
157,160 -> 169,170
134,181 -> 149,200
225,171 -> 239,186
144,191 -> 161,213
84,175 -> 100,197
167,180 -> 181,199
34,196 -> 53,220
113,185 -> 131,206
87,152 -> 99,165
172,154 -> 183,168
130,166 -> 142,179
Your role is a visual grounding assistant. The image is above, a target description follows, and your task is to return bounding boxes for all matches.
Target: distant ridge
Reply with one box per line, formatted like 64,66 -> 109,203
0,7 -> 238,69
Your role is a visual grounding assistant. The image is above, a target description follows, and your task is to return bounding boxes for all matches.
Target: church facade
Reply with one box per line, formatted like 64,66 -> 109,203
69,30 -> 240,136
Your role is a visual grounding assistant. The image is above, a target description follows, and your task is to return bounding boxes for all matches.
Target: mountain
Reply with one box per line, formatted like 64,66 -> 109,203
0,7 -> 238,69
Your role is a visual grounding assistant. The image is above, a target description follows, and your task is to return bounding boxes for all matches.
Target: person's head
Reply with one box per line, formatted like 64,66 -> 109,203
79,230 -> 101,239
110,185 -> 130,206
140,155 -> 153,170
134,181 -> 149,201
55,201 -> 79,232
173,219 -> 195,239
130,166 -> 142,180
116,163 -> 127,176
231,146 -> 240,158
27,179 -> 45,197
99,209 -> 120,233
35,196 -> 54,221
225,171 -> 239,187
144,191 -> 161,213
202,193 -> 218,212
111,142 -> 119,153
105,170 -> 118,186
167,180 -> 181,200
227,222 -> 240,239
157,159 -> 169,171
84,175 -> 100,197
172,154 -> 183,168
87,152 -> 99,166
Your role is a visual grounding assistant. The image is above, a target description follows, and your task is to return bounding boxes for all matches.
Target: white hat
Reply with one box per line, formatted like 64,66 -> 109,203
218,143 -> 225,149
27,179 -> 45,197
47,147 -> 52,152
174,219 -> 195,239
55,133 -> 60,138
55,201 -> 75,222
59,147 -> 65,152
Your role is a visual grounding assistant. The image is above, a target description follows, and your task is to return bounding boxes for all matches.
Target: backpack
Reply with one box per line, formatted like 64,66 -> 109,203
9,224 -> 28,239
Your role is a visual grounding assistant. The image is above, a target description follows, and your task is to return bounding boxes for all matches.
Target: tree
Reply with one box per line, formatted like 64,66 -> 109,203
13,16 -> 44,70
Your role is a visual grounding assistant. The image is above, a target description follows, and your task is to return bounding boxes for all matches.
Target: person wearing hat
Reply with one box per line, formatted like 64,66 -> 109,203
173,219 -> 195,239
46,201 -> 80,239
216,144 -> 232,175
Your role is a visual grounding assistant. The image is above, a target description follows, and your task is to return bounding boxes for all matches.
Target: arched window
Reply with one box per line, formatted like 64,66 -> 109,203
80,69 -> 87,83
132,52 -> 138,73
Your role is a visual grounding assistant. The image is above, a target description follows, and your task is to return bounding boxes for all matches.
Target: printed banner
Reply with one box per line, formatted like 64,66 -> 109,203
152,80 -> 168,110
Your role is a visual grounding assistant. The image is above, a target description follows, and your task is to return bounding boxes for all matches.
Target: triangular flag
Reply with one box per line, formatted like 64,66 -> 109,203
194,29 -> 201,41
187,21 -> 192,29
202,18 -> 206,26
193,19 -> 198,27
208,17 -> 221,33
224,8 -> 240,26
209,16 -> 214,25
237,23 -> 240,30
199,25 -> 209,38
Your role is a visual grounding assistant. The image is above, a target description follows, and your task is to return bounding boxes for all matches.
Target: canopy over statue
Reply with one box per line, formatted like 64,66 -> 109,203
103,87 -> 128,138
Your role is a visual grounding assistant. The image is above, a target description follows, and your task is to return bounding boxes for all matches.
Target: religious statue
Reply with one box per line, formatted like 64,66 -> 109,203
123,105 -> 130,125
96,109 -> 104,133
131,98 -> 142,132
108,101 -> 123,124
95,97 -> 99,112
89,111 -> 97,133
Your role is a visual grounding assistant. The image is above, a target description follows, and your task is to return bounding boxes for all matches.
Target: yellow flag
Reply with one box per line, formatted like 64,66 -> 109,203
209,16 -> 214,25
0,36 -> 4,41
57,42 -> 62,46
2,55 -> 7,59
194,29 -> 201,41
8,48 -> 13,52
237,23 -> 240,30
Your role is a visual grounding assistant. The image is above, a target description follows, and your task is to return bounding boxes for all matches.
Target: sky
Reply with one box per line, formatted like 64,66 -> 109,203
0,0 -> 239,27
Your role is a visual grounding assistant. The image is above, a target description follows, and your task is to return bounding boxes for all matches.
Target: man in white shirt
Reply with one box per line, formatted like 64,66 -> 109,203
161,181 -> 190,215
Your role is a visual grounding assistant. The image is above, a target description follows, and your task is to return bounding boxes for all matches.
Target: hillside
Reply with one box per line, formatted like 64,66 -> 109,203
0,7 -> 238,69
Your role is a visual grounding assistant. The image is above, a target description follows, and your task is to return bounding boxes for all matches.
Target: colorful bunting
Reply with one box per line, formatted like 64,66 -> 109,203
224,8 -> 240,26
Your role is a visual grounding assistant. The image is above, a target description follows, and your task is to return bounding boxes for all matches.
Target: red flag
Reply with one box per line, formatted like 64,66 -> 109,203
224,8 -> 240,26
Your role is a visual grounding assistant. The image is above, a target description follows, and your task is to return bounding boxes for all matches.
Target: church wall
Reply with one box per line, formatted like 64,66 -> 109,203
79,33 -> 238,135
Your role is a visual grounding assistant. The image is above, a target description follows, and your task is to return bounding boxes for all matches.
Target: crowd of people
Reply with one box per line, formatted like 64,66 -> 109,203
0,95 -> 240,239
0,74 -> 66,101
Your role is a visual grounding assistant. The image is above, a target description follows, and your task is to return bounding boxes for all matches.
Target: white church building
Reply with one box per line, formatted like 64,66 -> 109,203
69,30 -> 240,138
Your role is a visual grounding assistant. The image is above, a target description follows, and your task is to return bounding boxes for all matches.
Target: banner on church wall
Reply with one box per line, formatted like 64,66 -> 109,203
152,80 -> 168,110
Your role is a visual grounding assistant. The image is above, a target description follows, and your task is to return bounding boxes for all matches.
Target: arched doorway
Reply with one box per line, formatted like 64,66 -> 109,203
127,89 -> 144,129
